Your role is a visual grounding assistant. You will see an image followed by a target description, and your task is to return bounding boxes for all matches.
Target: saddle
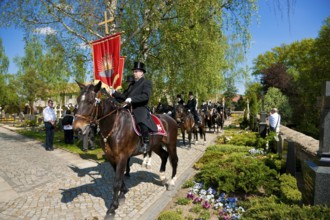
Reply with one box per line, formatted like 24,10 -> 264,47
130,113 -> 167,136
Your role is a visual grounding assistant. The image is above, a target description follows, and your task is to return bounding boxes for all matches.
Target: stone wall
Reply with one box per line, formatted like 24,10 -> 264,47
280,125 -> 319,161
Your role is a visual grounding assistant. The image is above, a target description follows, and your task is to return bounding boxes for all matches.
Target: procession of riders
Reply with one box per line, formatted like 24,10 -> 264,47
155,92 -> 230,132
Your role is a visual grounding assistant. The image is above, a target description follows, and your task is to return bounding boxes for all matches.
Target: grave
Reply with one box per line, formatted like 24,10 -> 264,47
302,81 -> 330,205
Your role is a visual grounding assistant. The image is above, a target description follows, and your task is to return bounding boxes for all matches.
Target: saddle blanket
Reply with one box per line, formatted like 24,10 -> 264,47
132,114 -> 167,136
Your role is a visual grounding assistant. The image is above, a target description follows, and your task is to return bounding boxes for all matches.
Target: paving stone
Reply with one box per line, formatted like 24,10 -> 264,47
0,122 -> 229,219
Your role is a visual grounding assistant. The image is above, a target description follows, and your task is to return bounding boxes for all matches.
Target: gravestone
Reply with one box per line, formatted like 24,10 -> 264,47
319,81 -> 330,165
286,141 -> 296,176
19,112 -> 24,122
303,81 -> 330,205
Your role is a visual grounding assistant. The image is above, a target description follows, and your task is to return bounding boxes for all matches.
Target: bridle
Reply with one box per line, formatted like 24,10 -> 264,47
74,97 -> 101,125
75,92 -> 128,143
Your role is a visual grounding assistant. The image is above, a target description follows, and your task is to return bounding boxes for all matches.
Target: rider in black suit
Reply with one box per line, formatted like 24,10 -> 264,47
113,62 -> 157,153
186,91 -> 200,125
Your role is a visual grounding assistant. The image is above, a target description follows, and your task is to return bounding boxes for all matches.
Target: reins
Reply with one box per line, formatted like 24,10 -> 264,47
93,99 -> 130,143
76,89 -> 131,143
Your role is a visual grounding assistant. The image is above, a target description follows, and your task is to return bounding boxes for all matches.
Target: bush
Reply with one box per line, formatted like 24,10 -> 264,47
195,145 -> 279,195
22,119 -> 37,127
176,197 -> 191,205
158,210 -> 183,220
182,179 -> 195,188
279,174 -> 302,204
242,195 -> 330,219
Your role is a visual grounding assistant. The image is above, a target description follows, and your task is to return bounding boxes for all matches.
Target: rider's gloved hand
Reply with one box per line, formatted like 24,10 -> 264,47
110,88 -> 116,94
125,98 -> 132,103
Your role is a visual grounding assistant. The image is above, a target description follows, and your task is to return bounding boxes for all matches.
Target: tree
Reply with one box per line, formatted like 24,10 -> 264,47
264,87 -> 292,126
245,82 -> 262,131
252,17 -> 330,137
0,38 -> 9,107
0,0 -> 259,103
0,38 -> 20,111
15,36 -> 71,115
223,80 -> 238,109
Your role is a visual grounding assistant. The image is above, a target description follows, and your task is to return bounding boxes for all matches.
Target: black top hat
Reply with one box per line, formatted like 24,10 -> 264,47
126,75 -> 135,83
189,91 -> 193,96
177,94 -> 181,98
132,61 -> 146,73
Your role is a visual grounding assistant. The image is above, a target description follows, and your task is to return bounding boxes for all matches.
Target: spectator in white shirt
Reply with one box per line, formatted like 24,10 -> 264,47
43,100 -> 56,151
268,108 -> 281,134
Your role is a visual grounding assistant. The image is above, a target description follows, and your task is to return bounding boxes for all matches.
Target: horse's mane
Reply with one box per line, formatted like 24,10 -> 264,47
102,96 -> 122,109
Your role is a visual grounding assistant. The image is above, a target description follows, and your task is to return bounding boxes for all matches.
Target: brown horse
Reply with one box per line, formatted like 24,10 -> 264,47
214,108 -> 225,132
175,104 -> 198,148
73,81 -> 178,218
196,111 -> 207,145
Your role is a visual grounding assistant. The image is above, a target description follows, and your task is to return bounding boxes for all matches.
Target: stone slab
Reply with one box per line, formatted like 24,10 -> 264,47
303,160 -> 330,206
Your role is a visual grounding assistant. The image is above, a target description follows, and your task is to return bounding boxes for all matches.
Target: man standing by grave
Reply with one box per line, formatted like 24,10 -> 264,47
43,100 -> 57,151
268,107 -> 281,135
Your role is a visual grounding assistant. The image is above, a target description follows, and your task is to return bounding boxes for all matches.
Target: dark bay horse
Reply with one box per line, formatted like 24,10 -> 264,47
175,104 -> 198,148
204,107 -> 223,133
73,81 -> 178,218
215,108 -> 225,132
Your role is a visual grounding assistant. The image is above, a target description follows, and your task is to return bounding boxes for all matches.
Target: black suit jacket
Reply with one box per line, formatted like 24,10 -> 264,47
113,77 -> 157,131
186,98 -> 197,112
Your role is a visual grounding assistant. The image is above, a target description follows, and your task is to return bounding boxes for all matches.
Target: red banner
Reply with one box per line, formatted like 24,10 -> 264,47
91,33 -> 121,88
112,56 -> 125,90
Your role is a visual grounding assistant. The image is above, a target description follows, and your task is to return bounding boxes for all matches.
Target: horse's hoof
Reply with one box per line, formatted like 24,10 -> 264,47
161,177 -> 168,186
119,197 -> 126,205
104,212 -> 116,220
166,184 -> 175,191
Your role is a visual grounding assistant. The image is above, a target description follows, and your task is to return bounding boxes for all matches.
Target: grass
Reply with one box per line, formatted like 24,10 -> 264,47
16,126 -> 106,162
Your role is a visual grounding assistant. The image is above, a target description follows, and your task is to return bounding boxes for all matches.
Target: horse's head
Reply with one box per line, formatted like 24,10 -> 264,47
73,81 -> 102,135
175,104 -> 186,123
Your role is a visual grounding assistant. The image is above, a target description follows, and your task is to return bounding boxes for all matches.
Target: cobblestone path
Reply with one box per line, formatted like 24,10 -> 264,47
0,124 -> 224,220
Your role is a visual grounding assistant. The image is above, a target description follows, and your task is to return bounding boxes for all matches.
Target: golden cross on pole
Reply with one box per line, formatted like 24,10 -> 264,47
98,11 -> 114,35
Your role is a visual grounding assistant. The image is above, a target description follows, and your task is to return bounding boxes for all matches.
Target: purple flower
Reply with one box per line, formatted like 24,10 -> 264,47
202,201 -> 211,209
187,191 -> 194,199
193,197 -> 203,203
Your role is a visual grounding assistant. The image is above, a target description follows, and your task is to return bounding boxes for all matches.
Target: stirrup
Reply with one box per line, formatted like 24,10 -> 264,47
139,142 -> 149,153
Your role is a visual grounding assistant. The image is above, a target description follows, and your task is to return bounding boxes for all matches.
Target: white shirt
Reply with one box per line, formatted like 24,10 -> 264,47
43,106 -> 56,122
268,112 -> 280,129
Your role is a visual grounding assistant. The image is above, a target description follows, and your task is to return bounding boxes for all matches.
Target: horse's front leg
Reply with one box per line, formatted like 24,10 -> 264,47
125,157 -> 131,176
181,127 -> 185,146
106,160 -> 127,217
142,151 -> 152,168
187,130 -> 192,148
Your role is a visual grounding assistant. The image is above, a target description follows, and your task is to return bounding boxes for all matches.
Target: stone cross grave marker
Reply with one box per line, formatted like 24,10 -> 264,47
319,81 -> 330,165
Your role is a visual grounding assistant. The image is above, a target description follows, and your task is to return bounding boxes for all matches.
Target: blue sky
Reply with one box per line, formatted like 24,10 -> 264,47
239,0 -> 330,93
0,0 -> 329,93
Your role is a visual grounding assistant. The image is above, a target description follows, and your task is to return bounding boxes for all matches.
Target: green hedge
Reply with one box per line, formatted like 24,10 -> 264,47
195,145 -> 279,195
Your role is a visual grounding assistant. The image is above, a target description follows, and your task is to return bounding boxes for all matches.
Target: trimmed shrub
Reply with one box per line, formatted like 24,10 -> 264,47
242,195 -> 330,219
176,197 -> 191,205
195,146 -> 279,195
158,210 -> 183,220
279,174 -> 302,204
